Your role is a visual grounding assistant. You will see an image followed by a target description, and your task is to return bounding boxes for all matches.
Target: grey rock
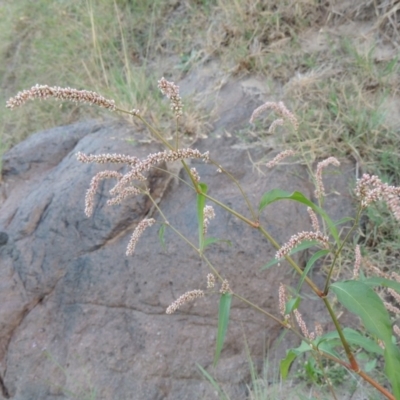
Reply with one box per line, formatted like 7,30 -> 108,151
0,118 -> 354,400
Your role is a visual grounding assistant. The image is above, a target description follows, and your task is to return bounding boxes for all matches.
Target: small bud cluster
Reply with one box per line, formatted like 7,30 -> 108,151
166,290 -> 204,314
207,273 -> 215,289
6,84 -> 116,110
278,283 -> 289,319
266,149 -> 296,168
388,287 -> 400,305
203,205 -> 215,235
307,207 -> 320,232
279,285 -> 322,339
158,77 -> 183,118
314,157 -> 340,198
353,245 -> 361,279
110,148 -> 209,196
77,146 -> 210,258
294,311 -> 323,340
78,148 -> 209,217
107,186 -> 141,206
394,325 -> 400,338
249,101 -> 298,131
365,259 -> 386,277
294,309 -> 314,340
268,118 -> 284,134
85,170 -> 123,217
384,302 -> 400,315
314,322 -> 323,337
126,218 -> 155,256
276,231 -> 329,260
220,279 -> 231,294
355,174 -> 400,221
190,167 -> 200,183
77,152 -> 140,167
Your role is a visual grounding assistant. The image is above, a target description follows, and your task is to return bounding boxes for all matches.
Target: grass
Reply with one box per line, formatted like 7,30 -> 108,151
1,0 -> 400,398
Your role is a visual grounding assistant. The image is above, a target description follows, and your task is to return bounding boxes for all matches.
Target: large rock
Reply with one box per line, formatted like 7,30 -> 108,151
0,118 -> 354,399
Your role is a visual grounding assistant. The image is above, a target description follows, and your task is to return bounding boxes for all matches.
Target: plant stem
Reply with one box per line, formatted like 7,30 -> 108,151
208,158 -> 258,221
322,296 -> 358,371
323,208 -> 362,295
258,226 -> 323,296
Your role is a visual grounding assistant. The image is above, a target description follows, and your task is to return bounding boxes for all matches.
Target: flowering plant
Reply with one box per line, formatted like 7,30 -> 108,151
7,79 -> 400,399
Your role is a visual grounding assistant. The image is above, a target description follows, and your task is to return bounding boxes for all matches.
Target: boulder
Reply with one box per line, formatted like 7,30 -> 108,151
0,118 -> 354,399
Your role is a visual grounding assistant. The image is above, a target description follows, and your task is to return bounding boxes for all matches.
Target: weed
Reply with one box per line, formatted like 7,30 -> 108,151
3,1 -> 400,398
7,77 -> 400,400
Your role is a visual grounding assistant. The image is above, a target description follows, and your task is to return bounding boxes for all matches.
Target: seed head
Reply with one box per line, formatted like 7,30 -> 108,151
355,174 -> 400,220
394,325 -> 400,338
220,279 -> 231,294
190,167 -> 200,183
203,205 -> 215,235
77,152 -> 140,167
278,283 -> 288,317
110,148 -> 209,196
314,322 -> 323,337
250,101 -> 298,131
6,84 -> 116,110
207,273 -> 215,289
166,290 -> 204,314
314,157 -> 340,198
294,309 -> 314,340
85,170 -> 123,217
276,231 -> 329,260
126,218 -> 155,256
353,245 -> 361,279
384,302 -> 400,315
158,77 -> 183,118
307,207 -> 320,232
266,149 -> 296,168
388,288 -> 400,305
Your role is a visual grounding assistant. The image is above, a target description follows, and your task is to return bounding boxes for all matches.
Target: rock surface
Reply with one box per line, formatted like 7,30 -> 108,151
0,117 -> 354,400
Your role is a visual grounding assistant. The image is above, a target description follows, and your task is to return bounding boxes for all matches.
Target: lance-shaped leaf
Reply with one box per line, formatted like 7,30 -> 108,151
331,280 -> 400,397
296,249 -> 330,294
196,182 -> 208,252
280,341 -> 312,379
214,293 -> 232,366
361,277 -> 400,294
317,328 -> 384,356
258,189 -> 339,244
331,281 -> 392,343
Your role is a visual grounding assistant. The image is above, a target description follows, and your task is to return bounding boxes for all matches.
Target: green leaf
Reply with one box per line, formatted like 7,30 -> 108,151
214,293 -> 232,366
361,277 -> 400,294
331,281 -> 392,343
384,343 -> 400,399
197,183 -> 208,252
317,328 -> 383,356
296,249 -> 330,294
317,340 -> 341,359
261,240 -> 322,270
203,237 -> 232,249
280,341 -> 312,379
158,224 -> 166,250
364,358 -> 377,372
332,281 -> 400,397
285,297 -> 300,315
258,189 -> 339,244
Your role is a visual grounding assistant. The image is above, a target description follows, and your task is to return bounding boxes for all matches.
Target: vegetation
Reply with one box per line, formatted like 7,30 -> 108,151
2,0 -> 400,399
